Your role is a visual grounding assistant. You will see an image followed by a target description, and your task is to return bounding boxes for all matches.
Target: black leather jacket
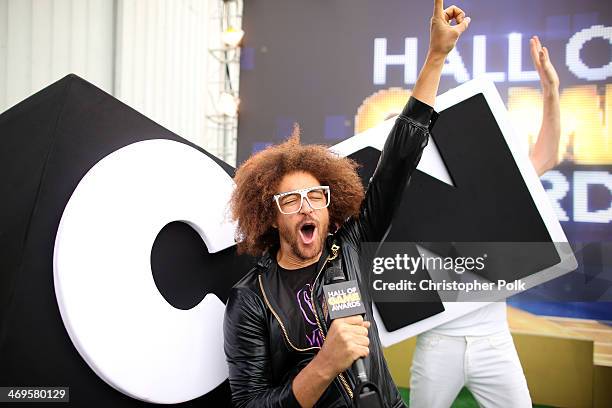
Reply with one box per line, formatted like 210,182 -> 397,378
224,97 -> 437,407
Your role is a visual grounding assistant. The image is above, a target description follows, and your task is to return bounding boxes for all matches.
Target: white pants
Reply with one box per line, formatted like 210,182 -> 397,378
409,330 -> 532,408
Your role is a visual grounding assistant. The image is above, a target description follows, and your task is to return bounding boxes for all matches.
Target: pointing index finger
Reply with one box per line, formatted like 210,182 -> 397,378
434,0 -> 444,16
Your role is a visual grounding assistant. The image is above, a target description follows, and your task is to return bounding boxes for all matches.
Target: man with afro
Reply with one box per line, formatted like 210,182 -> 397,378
224,1 -> 470,406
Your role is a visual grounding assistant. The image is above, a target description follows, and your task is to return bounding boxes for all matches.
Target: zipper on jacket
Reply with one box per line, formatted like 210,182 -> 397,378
308,243 -> 354,400
257,274 -> 319,353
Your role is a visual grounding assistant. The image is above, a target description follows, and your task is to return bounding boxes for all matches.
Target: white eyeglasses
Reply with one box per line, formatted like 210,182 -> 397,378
273,185 -> 330,214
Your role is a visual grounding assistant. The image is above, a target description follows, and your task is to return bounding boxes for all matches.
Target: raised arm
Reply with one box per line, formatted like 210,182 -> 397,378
339,0 -> 470,247
528,35 -> 561,176
412,0 -> 470,106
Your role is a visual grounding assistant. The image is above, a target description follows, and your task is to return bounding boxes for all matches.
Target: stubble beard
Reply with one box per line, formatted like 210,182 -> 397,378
279,220 -> 327,261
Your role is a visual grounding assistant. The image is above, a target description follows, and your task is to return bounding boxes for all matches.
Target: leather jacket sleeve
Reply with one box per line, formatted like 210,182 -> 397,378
224,286 -> 302,408
339,96 -> 437,247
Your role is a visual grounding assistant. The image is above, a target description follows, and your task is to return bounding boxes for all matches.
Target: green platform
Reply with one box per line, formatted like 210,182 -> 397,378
397,387 -> 553,407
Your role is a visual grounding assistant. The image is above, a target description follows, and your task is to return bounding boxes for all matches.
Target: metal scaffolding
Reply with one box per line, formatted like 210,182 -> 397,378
206,0 -> 243,167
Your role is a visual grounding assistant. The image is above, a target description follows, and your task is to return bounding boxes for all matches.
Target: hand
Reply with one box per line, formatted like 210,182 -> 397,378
429,0 -> 470,58
293,316 -> 370,407
530,35 -> 559,91
316,315 -> 371,378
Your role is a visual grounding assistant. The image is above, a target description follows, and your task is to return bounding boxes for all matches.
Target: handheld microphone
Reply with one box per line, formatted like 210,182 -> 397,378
323,266 -> 383,408
323,266 -> 368,383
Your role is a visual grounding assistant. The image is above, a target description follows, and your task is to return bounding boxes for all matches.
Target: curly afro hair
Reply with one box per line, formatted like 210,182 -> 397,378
230,126 -> 365,256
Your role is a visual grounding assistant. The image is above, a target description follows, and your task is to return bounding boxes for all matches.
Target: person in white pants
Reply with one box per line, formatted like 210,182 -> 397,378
409,35 -> 561,408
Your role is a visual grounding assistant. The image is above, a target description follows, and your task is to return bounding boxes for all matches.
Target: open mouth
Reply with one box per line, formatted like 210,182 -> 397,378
298,222 -> 317,245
